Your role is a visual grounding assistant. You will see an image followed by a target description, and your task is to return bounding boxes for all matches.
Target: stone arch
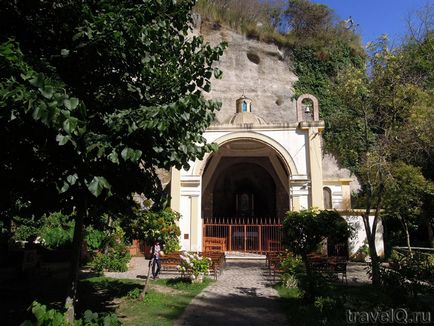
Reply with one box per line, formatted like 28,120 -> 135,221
296,94 -> 319,122
193,131 -> 298,177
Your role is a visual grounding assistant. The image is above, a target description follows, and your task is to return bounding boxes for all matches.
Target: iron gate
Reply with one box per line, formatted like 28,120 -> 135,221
203,217 -> 283,254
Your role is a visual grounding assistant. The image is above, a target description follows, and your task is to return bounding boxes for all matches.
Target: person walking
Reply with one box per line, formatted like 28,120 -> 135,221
150,240 -> 162,279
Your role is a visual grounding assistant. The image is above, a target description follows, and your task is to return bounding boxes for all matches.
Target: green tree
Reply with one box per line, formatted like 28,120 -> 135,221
0,0 -> 225,321
394,6 -> 434,248
126,207 -> 181,253
282,209 -> 351,301
285,0 -> 335,39
383,162 -> 433,256
329,33 -> 434,283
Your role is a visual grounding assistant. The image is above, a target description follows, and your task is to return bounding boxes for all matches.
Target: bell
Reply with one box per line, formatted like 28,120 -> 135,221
303,103 -> 312,113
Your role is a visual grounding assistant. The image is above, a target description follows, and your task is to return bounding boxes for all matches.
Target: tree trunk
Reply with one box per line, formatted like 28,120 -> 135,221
403,220 -> 413,258
361,213 -> 381,285
64,200 -> 86,323
367,235 -> 381,285
361,183 -> 384,286
104,215 -> 112,255
426,218 -> 434,249
140,257 -> 153,300
300,253 -> 315,303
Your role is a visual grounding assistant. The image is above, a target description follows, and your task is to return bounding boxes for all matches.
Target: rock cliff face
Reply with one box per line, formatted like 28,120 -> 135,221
194,20 -> 359,191
198,22 -> 298,124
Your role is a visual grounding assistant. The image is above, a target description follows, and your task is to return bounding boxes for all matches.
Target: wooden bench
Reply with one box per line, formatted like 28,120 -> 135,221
203,251 -> 226,279
266,251 -> 283,274
160,251 -> 226,279
203,237 -> 227,252
159,252 -> 182,275
266,240 -> 281,252
307,255 -> 348,283
327,256 -> 348,283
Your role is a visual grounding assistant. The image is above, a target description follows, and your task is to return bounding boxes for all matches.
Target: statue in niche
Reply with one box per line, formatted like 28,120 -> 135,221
240,193 -> 249,211
236,192 -> 253,217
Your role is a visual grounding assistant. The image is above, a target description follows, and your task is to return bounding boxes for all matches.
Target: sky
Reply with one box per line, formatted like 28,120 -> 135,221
311,0 -> 432,45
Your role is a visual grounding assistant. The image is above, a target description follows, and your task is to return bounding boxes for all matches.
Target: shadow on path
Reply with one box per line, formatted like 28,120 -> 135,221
175,260 -> 288,326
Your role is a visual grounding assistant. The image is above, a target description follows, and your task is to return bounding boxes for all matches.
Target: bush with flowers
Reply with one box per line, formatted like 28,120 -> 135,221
177,251 -> 211,281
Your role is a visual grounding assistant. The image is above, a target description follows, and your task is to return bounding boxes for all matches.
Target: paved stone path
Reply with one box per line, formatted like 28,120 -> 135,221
104,257 -> 370,326
174,260 -> 288,326
105,257 -> 370,285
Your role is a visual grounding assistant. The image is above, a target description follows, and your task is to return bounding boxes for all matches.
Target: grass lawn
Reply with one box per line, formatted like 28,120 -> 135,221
276,282 -> 434,326
81,276 -> 212,326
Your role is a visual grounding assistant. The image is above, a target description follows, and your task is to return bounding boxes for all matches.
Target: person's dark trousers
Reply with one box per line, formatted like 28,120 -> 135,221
152,257 -> 161,278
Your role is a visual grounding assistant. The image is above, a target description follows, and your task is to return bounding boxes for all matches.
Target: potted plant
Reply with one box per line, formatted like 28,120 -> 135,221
177,252 -> 211,283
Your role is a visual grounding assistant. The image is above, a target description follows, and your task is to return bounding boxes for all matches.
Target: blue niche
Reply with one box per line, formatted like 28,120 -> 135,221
242,101 -> 248,112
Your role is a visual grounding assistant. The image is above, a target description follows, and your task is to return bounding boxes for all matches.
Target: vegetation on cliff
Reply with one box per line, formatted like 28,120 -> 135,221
194,0 -> 434,254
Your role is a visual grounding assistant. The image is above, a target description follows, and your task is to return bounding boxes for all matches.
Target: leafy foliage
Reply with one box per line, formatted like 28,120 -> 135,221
178,252 -> 211,279
12,220 -> 40,243
126,288 -> 141,300
21,301 -> 120,326
38,212 -> 75,249
126,208 -> 181,253
85,226 -> 107,252
285,0 -> 334,39
13,211 -> 75,248
1,1 -> 225,315
13,211 -> 111,251
280,253 -> 304,288
379,251 -> 434,306
0,0 -> 225,225
282,209 -> 352,257
282,209 -> 352,301
89,250 -> 131,273
383,162 -> 433,250
89,224 -> 130,273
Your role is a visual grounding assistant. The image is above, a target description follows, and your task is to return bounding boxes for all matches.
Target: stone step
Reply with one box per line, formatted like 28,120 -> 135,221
224,251 -> 266,260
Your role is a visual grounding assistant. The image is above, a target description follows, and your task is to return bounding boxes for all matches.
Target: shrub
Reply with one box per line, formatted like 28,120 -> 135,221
164,237 -> 181,254
21,301 -> 121,326
85,226 -> 106,251
377,251 -> 434,307
296,271 -> 329,301
177,252 -> 211,280
280,254 -> 304,288
89,224 -> 131,272
314,296 -> 341,325
38,212 -> 75,249
127,207 -> 181,252
13,224 -> 40,242
282,209 -> 352,301
90,249 -> 131,273
126,288 -> 141,300
13,212 -> 74,248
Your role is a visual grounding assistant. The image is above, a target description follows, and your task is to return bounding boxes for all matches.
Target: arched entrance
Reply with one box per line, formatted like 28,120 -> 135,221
201,139 -> 290,253
212,162 -> 276,218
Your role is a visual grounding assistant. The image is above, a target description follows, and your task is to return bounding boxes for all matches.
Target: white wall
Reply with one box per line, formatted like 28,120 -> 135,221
343,215 -> 384,257
184,128 -> 309,177
323,184 -> 343,209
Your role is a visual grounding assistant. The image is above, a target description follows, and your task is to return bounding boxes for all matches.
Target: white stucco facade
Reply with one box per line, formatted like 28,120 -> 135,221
170,96 -> 384,257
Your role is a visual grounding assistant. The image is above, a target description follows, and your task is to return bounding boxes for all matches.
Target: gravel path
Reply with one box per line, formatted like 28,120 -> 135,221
174,260 -> 288,326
